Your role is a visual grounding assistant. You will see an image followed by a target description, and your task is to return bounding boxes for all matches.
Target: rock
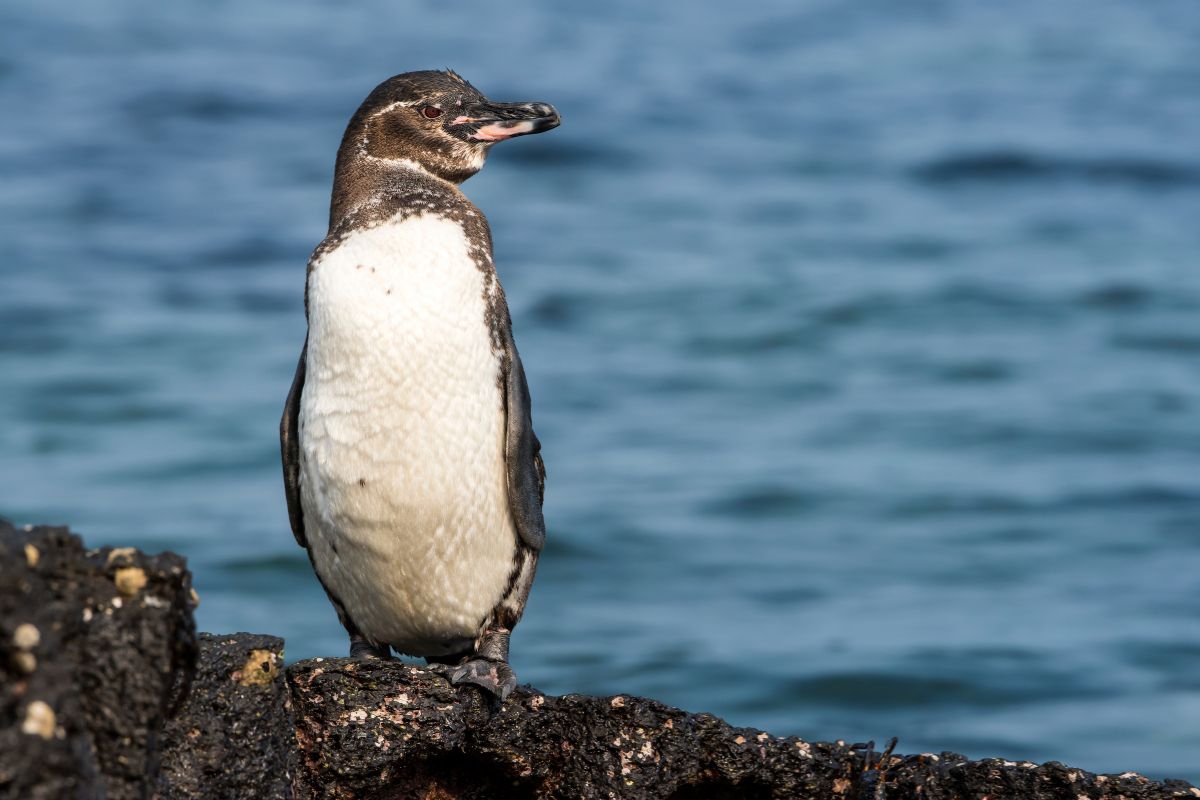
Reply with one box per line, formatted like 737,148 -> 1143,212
2,524 -> 1196,799
0,521 -> 196,800
159,632 -> 295,800
877,754 -> 1200,800
286,658 -> 1199,800
0,522 -> 93,800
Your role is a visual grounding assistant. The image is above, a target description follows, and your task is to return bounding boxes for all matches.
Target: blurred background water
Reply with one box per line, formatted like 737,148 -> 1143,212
2,0 -> 1199,782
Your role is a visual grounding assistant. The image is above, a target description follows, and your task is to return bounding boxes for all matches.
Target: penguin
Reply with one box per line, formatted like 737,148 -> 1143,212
279,70 -> 557,700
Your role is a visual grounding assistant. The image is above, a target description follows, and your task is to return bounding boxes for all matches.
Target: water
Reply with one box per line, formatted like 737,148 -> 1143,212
2,0 -> 1199,783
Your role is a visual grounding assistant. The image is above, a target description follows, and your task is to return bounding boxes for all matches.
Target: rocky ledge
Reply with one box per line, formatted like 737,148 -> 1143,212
2,522 -> 1197,800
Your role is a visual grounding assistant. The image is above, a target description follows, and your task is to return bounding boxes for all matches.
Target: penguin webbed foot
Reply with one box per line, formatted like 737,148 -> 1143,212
450,658 -> 517,703
435,628 -> 517,703
349,634 -> 392,660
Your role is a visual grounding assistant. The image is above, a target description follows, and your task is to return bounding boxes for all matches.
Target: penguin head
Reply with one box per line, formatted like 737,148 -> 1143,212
347,70 -> 560,184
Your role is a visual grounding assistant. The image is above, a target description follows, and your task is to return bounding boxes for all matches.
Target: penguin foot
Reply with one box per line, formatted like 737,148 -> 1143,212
443,627 -> 516,702
449,658 -> 517,702
349,634 -> 391,660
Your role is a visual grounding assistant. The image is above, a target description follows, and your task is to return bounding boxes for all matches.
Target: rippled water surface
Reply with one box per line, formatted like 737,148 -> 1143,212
2,0 -> 1199,782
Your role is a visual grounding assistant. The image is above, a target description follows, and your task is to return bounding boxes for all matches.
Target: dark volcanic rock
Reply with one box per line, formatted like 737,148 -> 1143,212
2,525 -> 1196,800
159,632 -> 294,799
0,521 -> 196,800
0,524 -> 98,799
286,658 -> 1199,800
877,754 -> 1200,800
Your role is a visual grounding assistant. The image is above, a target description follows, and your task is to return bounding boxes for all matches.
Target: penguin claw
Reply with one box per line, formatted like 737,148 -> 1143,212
449,658 -> 517,702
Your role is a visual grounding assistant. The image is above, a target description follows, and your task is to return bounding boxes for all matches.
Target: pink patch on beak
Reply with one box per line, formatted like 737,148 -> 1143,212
450,115 -> 475,125
470,120 -> 537,142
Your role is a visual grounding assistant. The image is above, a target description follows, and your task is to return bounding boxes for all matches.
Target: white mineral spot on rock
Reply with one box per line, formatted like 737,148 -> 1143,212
349,708 -> 367,723
112,597 -> 123,609
21,701 -> 56,739
13,652 -> 36,674
734,736 -> 746,745
23,543 -> 39,567
82,607 -> 93,623
610,696 -> 625,708
13,623 -> 40,650
530,695 -> 544,709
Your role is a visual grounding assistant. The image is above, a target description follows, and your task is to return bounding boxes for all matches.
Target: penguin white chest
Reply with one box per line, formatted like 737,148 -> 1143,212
298,212 -> 517,656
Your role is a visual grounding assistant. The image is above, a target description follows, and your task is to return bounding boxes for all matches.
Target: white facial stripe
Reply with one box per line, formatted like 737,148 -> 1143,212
368,100 -> 420,118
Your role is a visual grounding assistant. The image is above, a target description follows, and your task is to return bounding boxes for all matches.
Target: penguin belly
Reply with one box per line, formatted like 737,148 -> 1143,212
298,212 -> 517,656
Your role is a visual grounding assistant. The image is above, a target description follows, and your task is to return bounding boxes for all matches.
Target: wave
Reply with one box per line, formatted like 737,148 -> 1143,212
911,150 -> 1200,188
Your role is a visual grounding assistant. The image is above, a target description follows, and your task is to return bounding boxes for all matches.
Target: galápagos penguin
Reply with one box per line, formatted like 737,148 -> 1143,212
280,70 -> 557,700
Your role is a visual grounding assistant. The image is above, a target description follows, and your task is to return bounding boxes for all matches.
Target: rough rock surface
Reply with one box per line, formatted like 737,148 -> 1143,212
2,527 -> 1196,799
158,632 -> 295,799
286,657 -> 1199,800
0,521 -> 196,800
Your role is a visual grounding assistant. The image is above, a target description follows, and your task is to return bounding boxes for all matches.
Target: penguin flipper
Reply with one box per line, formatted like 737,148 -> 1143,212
280,340 -> 308,549
502,331 -> 546,552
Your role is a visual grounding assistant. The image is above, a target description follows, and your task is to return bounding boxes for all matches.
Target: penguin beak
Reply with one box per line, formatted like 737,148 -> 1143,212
451,101 -> 560,142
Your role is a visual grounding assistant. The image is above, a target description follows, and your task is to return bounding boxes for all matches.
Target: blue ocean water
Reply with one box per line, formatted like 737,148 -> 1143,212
2,0 -> 1198,782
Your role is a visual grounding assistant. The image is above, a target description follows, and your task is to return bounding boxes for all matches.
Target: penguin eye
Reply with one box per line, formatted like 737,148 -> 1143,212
421,106 -> 443,119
